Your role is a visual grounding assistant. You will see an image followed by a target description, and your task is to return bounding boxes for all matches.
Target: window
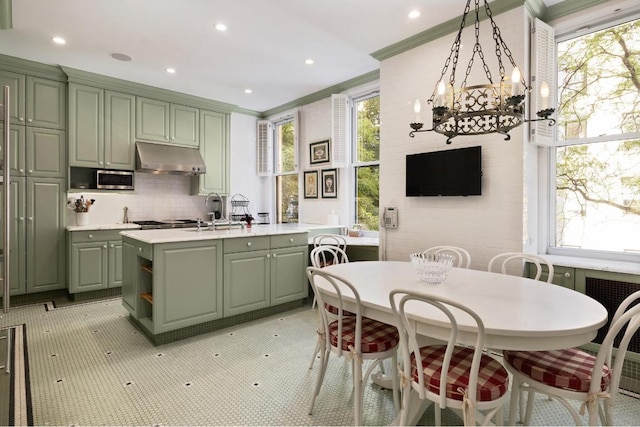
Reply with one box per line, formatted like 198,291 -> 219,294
549,17 -> 640,258
352,93 -> 380,231
273,116 -> 298,223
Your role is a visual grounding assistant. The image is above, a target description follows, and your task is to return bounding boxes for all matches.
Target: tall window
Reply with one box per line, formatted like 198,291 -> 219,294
550,17 -> 640,258
352,93 -> 380,231
274,117 -> 298,223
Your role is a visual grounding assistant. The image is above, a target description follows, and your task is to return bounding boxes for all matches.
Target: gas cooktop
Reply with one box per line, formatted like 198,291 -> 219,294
132,219 -> 200,230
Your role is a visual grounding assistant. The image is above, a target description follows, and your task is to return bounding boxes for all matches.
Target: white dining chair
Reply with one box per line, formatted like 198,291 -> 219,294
389,289 -> 509,426
310,234 -> 348,309
308,245 -> 351,369
487,252 -> 554,283
306,267 -> 400,426
422,245 -> 471,268
504,289 -> 640,426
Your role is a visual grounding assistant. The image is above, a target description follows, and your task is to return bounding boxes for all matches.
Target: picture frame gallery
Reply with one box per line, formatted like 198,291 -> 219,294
304,170 -> 318,199
309,139 -> 330,165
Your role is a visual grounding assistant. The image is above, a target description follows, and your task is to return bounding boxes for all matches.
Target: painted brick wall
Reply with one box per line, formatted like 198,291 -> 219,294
379,7 -> 530,269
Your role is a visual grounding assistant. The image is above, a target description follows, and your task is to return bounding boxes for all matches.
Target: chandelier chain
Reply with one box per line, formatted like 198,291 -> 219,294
462,0 -> 493,88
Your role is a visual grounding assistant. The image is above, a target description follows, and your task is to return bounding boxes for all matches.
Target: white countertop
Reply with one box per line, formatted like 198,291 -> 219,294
119,223 -> 342,244
67,223 -> 141,232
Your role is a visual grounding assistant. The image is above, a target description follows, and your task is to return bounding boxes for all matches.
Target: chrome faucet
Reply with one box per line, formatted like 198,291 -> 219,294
205,192 -> 225,221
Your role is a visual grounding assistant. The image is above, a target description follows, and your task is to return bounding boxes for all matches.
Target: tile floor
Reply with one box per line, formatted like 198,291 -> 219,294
0,298 -> 639,426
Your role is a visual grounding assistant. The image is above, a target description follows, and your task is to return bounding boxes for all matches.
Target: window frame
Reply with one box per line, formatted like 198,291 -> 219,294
543,14 -> 640,263
350,90 -> 380,235
270,110 -> 299,224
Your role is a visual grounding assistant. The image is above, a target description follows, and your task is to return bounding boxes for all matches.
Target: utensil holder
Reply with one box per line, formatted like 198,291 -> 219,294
76,212 -> 89,226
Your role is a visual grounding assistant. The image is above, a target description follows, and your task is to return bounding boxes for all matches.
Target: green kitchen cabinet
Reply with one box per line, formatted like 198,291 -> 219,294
0,178 -> 26,296
270,245 -> 309,305
192,110 -> 229,195
68,230 -> 124,294
26,76 -> 66,130
105,91 -> 136,169
69,86 -> 136,170
136,97 -> 199,147
68,84 -> 104,168
0,122 -> 24,175
526,262 -> 575,289
27,125 -> 66,178
170,103 -> 199,147
26,178 -> 66,293
152,240 -> 223,333
0,69 -> 25,125
224,249 -> 271,317
121,237 -> 146,318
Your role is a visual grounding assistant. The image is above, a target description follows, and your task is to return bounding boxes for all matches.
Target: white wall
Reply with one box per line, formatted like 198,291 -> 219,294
379,7 -> 530,269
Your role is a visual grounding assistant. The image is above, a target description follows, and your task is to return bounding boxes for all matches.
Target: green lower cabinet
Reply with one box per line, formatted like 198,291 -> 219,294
153,240 -> 223,333
525,262 -> 575,289
68,230 -> 125,293
271,245 -> 309,305
223,249 -> 270,316
0,178 -> 26,296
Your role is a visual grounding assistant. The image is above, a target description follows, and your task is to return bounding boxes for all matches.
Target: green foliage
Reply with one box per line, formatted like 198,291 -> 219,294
355,96 -> 380,231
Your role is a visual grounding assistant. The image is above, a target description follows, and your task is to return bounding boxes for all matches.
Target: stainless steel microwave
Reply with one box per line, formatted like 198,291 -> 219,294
96,170 -> 134,190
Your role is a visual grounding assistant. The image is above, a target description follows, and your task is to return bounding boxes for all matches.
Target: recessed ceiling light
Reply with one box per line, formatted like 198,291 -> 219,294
52,36 -> 66,45
244,88 -> 252,94
305,59 -> 314,65
408,10 -> 420,19
166,68 -> 176,74
111,52 -> 132,62
215,23 -> 227,32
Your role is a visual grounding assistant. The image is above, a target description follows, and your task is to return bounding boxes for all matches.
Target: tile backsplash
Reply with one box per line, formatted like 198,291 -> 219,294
66,173 -> 212,226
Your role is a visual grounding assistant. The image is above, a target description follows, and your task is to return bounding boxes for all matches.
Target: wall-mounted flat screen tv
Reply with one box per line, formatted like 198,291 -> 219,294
406,146 -> 482,197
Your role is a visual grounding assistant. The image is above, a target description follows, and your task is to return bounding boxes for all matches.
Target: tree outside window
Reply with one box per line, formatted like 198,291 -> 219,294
353,94 -> 380,231
274,119 -> 298,223
553,18 -> 640,255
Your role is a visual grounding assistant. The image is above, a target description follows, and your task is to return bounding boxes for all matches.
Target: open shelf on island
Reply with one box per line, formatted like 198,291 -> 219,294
140,292 -> 153,304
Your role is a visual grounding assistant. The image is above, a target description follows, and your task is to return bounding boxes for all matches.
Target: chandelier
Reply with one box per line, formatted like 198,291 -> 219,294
409,0 -> 555,144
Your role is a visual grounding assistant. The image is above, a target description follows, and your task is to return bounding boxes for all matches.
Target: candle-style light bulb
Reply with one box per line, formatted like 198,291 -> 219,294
436,80 -> 446,106
540,81 -> 549,109
413,99 -> 421,122
511,67 -> 521,96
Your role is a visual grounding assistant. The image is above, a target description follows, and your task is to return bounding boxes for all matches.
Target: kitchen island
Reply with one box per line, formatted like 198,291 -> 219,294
120,224 -> 321,344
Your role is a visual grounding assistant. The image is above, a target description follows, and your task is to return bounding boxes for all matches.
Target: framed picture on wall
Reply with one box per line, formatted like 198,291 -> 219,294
304,171 -> 318,199
321,169 -> 338,198
310,139 -> 330,165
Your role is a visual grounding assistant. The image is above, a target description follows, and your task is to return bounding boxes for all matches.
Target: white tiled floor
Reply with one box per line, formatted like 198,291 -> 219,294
1,299 -> 639,426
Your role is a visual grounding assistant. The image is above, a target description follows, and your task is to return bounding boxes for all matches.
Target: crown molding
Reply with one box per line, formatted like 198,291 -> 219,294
543,0 -> 611,21
0,53 -> 67,81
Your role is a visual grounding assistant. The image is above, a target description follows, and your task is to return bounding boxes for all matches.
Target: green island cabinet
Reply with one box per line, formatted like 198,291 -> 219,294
191,109 -> 230,195
223,233 -> 309,317
68,84 -> 136,170
121,232 -> 308,337
122,238 -> 224,334
67,230 -> 125,294
0,70 -> 66,130
135,97 -> 199,147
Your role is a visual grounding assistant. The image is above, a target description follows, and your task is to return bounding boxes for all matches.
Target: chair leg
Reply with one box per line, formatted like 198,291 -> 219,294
309,349 -> 330,415
352,358 -> 363,426
308,338 -> 320,370
435,404 -> 442,426
391,353 -> 400,413
523,390 -> 535,426
508,376 -> 520,426
399,381 -> 412,426
311,295 -> 317,309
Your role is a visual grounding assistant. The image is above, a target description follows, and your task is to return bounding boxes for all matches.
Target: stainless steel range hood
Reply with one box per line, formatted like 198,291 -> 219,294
135,141 -> 206,176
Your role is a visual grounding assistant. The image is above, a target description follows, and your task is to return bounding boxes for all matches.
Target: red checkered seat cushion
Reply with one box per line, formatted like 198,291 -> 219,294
503,348 -> 611,392
328,317 -> 399,353
411,346 -> 509,402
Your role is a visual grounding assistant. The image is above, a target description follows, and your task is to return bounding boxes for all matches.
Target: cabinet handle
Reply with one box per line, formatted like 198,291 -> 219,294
28,217 -> 33,221
564,272 -> 571,278
289,238 -> 294,243
110,244 -> 114,248
103,245 -> 107,249
99,161 -> 103,165
266,254 -> 270,258
273,253 -> 277,258
138,247 -> 143,252
19,117 -> 24,122
19,217 -> 24,221
18,169 -> 24,173
27,118 -> 32,123
28,169 -> 33,174
165,136 -> 169,140
88,234 -> 93,239
106,162 -> 110,166
247,242 -> 252,247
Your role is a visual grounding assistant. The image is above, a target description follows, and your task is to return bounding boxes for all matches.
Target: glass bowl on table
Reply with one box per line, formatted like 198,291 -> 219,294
410,252 -> 453,284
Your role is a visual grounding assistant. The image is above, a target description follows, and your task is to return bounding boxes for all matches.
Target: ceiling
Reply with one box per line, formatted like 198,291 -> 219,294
0,0 -> 565,113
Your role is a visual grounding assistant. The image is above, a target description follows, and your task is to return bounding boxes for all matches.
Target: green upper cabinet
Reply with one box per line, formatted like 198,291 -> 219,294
170,103 -> 199,147
192,110 -> 229,195
0,69 -> 26,124
26,76 -> 66,130
69,84 -> 104,168
26,127 -> 66,177
136,97 -> 199,147
136,97 -> 170,142
105,91 -> 136,169
0,122 -> 25,175
69,85 -> 136,170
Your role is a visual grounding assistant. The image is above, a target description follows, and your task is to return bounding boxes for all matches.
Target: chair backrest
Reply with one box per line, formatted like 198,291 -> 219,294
306,267 -> 363,358
422,246 -> 471,269
592,290 -> 640,401
310,245 -> 349,268
389,289 -> 486,409
487,252 -> 554,283
313,234 -> 348,250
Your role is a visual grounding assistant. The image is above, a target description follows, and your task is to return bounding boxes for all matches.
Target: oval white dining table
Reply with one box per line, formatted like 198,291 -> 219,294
319,261 -> 608,351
